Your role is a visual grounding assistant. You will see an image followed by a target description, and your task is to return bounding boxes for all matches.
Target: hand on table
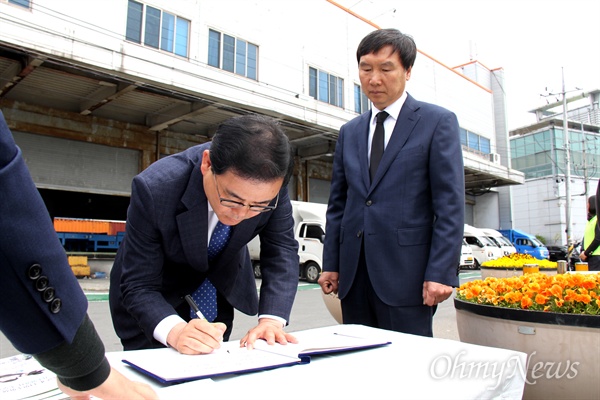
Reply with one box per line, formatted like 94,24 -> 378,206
239,318 -> 298,350
422,281 -> 453,306
167,319 -> 227,355
57,367 -> 158,400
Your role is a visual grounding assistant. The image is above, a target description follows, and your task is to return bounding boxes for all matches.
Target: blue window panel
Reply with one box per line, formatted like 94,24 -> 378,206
235,39 -> 247,76
161,12 -> 175,52
318,71 -> 328,102
247,43 -> 257,80
480,137 -> 491,154
223,34 -> 235,73
144,6 -> 161,48
309,67 -> 317,98
468,132 -> 479,151
329,75 -> 336,106
9,0 -> 29,7
208,30 -> 220,67
336,78 -> 344,107
175,18 -> 189,57
459,128 -> 467,146
361,90 -> 369,113
126,0 -> 143,43
354,85 -> 361,113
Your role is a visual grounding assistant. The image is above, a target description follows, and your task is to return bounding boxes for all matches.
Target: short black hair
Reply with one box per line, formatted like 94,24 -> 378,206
356,28 -> 417,70
210,114 -> 294,186
589,195 -> 596,215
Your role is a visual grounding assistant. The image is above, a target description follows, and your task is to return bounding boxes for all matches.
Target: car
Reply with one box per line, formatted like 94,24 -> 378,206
546,245 -> 568,262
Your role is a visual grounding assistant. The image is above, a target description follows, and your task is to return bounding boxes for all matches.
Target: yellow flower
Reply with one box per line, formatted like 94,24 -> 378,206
481,253 -> 557,269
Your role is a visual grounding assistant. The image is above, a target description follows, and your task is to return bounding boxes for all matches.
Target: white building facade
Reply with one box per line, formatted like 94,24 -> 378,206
0,0 -> 521,223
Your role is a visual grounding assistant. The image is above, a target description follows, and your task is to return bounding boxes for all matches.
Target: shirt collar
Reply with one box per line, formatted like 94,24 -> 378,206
371,91 -> 407,124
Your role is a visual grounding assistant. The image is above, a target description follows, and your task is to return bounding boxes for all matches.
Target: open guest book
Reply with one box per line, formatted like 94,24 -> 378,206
122,324 -> 392,384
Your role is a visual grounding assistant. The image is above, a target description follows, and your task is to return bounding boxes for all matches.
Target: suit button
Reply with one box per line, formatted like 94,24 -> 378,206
356,231 -> 362,238
28,264 -> 42,280
43,287 -> 55,303
366,200 -> 372,206
35,276 -> 49,291
50,298 -> 62,314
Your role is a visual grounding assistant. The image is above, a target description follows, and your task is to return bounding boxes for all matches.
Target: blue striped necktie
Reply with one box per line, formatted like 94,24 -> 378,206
190,221 -> 231,321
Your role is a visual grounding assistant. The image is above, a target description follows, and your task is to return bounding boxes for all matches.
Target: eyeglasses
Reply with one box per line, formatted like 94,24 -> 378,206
212,171 -> 279,213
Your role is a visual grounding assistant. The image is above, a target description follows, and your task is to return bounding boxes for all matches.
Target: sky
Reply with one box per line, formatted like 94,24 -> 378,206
336,0 -> 600,130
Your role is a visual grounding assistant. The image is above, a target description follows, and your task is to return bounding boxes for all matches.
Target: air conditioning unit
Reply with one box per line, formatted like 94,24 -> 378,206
489,153 -> 501,164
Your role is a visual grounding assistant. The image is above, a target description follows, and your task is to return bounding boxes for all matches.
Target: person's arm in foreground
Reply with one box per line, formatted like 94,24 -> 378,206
0,110 -> 157,399
36,315 -> 157,400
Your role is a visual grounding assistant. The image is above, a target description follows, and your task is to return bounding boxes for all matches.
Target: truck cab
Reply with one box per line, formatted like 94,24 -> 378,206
463,224 -> 503,268
248,201 -> 327,283
459,238 -> 475,270
498,229 -> 549,260
480,228 -> 517,256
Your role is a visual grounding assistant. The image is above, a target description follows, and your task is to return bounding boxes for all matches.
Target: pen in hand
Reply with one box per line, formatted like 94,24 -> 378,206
185,295 -> 206,320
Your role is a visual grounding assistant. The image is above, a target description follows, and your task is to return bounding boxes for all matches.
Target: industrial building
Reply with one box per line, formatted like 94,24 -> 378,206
506,90 -> 600,245
0,0 -> 522,225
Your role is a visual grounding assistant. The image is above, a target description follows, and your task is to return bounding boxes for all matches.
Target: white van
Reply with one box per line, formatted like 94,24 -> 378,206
248,201 -> 327,283
459,238 -> 475,270
480,228 -> 517,256
463,224 -> 503,268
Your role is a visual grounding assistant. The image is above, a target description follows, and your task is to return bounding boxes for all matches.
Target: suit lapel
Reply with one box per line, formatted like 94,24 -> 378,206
177,164 -> 209,271
370,95 -> 420,189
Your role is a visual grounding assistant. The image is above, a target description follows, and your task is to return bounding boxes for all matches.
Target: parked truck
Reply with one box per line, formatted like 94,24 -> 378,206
248,200 -> 327,283
463,224 -> 503,269
54,217 -> 126,252
498,229 -> 549,260
458,238 -> 475,270
480,228 -> 517,256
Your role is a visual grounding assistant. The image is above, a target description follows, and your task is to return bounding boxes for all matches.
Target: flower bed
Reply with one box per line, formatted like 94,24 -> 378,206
481,253 -> 557,269
456,272 -> 600,315
481,253 -> 557,279
455,273 -> 600,399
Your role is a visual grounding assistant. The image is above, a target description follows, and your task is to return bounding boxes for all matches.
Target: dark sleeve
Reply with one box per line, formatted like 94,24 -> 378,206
33,314 -> 111,391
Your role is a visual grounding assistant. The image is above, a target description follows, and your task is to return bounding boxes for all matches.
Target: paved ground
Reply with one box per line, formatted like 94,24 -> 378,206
0,272 -> 481,359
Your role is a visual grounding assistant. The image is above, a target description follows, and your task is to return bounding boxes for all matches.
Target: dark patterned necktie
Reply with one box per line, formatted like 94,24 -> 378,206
370,111 -> 389,181
190,221 -> 232,321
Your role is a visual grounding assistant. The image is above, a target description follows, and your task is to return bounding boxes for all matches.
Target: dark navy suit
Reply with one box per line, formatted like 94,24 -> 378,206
109,142 -> 299,349
0,110 -> 113,390
0,111 -> 88,355
323,94 -> 464,332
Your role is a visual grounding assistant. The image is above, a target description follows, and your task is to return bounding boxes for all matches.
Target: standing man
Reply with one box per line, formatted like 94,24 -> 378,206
110,114 -> 300,353
318,29 -> 464,337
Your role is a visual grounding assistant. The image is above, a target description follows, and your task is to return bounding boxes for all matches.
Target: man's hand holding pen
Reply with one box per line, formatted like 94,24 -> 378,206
167,319 -> 227,355
165,295 -> 227,354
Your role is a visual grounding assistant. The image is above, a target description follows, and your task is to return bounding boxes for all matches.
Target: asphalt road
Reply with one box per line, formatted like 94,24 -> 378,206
0,272 -> 481,358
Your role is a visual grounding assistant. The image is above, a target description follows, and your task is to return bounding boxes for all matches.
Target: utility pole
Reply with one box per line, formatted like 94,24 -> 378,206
562,67 -> 572,246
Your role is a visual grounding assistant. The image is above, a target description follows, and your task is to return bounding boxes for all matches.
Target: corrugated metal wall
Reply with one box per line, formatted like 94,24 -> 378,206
13,131 -> 139,196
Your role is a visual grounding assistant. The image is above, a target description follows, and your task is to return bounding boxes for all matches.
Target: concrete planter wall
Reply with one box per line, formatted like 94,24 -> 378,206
454,298 -> 600,400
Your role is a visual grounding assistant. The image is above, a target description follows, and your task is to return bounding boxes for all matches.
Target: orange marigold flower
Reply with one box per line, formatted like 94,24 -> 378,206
579,279 -> 596,290
535,294 -> 548,305
521,296 -> 533,309
549,284 -> 564,299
